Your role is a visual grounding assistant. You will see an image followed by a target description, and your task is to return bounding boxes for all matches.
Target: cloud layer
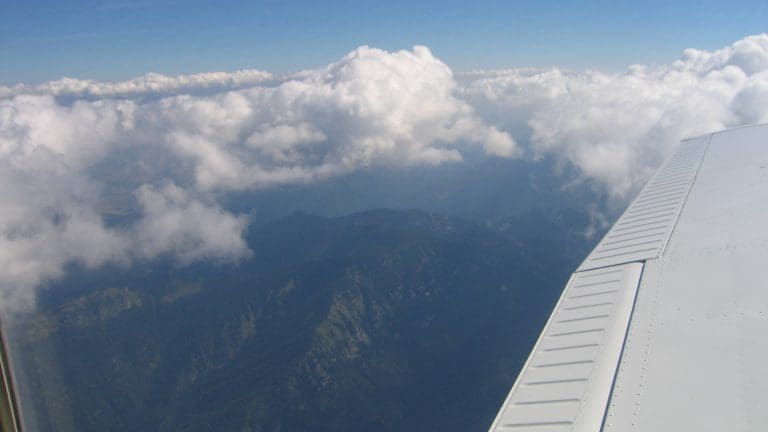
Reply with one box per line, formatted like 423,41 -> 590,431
0,45 -> 515,307
0,70 -> 277,100
3,35 -> 768,306
462,34 -> 768,197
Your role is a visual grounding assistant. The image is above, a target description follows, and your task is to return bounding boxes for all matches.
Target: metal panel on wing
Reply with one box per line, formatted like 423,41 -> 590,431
603,124 -> 768,432
490,124 -> 768,431
488,263 -> 643,432
577,137 -> 709,271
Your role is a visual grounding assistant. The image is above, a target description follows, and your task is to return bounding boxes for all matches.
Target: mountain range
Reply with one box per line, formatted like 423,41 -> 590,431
11,207 -> 597,431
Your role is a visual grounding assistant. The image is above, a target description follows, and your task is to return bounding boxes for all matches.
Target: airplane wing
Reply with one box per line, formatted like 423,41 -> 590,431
488,124 -> 768,431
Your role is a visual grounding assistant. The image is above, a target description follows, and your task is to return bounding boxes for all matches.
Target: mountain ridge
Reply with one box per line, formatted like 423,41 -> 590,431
11,207 -> 597,431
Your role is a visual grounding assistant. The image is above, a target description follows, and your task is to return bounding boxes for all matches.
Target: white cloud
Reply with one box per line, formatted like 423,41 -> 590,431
0,95 -> 133,308
463,34 -> 768,199
0,45 -> 516,308
133,45 -> 517,192
0,95 -> 250,309
0,70 -> 277,100
5,35 -> 768,307
246,123 -> 327,164
134,183 -> 251,264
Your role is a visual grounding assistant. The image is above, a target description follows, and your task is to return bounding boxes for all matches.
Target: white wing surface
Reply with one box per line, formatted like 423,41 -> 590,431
489,124 -> 768,432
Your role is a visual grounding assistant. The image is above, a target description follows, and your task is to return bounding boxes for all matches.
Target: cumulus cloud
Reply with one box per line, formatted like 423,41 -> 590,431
131,45 -> 518,192
5,35 -> 768,307
0,45 -> 516,308
134,183 -> 251,264
0,95 -> 133,307
463,34 -> 768,198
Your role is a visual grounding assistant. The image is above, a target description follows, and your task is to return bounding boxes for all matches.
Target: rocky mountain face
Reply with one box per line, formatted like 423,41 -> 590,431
10,208 -> 595,431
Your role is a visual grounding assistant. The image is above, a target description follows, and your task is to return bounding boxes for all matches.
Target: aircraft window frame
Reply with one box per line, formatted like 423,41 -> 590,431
0,322 -> 22,432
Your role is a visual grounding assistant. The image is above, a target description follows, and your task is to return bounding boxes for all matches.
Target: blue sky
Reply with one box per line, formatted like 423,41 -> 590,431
1,0 -> 767,85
